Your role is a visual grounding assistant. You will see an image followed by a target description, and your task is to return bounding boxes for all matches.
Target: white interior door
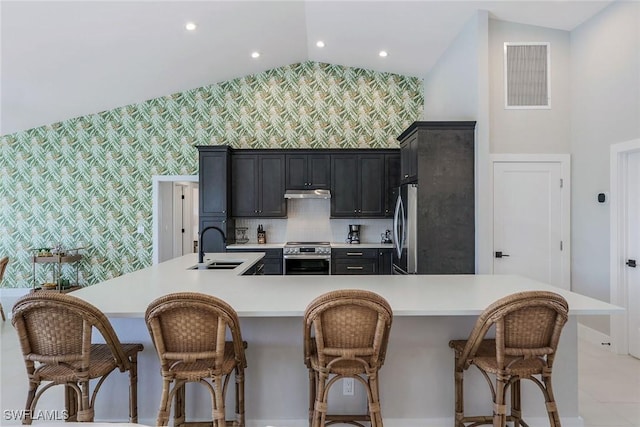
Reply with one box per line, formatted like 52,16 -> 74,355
493,160 -> 568,289
625,151 -> 640,358
172,184 -> 185,258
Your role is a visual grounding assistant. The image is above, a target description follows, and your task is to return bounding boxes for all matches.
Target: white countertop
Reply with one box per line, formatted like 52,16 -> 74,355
226,242 -> 394,249
71,253 -> 622,318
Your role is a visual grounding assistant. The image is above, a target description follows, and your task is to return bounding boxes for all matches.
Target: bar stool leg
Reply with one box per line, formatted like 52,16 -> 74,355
542,371 -> 561,427
128,353 -> 139,423
235,369 -> 245,427
312,371 -> 328,427
454,360 -> 465,427
157,379 -> 172,426
63,383 -> 77,422
367,372 -> 383,427
174,383 -> 186,426
213,376 -> 226,427
308,369 -> 316,427
510,379 -> 522,427
493,374 -> 508,427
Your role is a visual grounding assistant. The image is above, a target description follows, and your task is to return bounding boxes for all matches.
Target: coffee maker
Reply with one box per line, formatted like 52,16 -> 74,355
347,224 -> 361,244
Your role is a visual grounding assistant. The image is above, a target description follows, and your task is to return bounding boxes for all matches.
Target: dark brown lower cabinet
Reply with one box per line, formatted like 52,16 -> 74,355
331,248 -> 392,275
226,248 -> 283,275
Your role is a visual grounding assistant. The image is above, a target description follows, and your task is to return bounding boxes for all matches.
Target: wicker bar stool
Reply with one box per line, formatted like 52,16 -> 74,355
0,256 -> 9,321
304,289 -> 393,427
145,292 -> 247,427
449,291 -> 569,427
11,292 -> 144,424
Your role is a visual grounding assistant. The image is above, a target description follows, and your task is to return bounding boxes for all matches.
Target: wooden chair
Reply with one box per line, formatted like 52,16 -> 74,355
449,291 -> 569,427
11,292 -> 144,424
304,289 -> 393,427
145,292 -> 247,427
0,256 -> 8,321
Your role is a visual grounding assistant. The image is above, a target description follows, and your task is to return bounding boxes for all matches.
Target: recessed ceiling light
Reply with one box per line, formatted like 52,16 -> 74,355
316,41 -> 325,48
379,50 -> 388,57
185,22 -> 197,31
251,51 -> 260,59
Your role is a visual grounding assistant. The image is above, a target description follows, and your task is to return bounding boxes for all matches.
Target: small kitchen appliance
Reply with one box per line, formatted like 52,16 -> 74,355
346,225 -> 361,244
283,242 -> 331,275
381,229 -> 392,244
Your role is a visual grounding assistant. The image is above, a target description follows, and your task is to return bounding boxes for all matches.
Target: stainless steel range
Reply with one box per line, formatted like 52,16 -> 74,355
283,242 -> 331,275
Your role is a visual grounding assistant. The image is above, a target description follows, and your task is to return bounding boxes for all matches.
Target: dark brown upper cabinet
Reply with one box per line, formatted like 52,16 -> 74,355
330,152 -> 386,218
232,153 -> 287,218
400,132 -> 418,183
198,146 -> 231,216
285,153 -> 330,189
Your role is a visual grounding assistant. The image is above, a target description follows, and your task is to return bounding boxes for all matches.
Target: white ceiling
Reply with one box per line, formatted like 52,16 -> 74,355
0,0 -> 613,135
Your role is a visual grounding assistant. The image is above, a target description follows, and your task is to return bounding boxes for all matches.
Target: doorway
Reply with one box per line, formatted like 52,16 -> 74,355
152,175 -> 199,264
610,138 -> 640,358
491,154 -> 571,290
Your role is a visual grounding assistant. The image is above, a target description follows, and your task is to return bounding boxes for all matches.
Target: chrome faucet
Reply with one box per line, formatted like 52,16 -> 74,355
198,226 -> 227,264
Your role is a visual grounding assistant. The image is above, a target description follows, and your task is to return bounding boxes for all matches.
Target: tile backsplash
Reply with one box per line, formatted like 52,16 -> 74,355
235,199 -> 392,244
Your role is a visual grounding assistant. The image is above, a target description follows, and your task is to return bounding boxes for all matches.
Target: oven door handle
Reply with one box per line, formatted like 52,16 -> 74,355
283,255 -> 332,260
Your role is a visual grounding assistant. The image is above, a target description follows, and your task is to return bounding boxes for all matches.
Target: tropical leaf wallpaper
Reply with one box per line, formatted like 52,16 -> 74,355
0,61 -> 423,288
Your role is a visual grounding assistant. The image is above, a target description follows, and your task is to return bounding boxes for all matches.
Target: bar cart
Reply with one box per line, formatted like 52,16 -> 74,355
31,247 -> 84,292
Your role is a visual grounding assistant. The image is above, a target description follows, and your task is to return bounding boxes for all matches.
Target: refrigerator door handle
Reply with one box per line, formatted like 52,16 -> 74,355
393,194 -> 404,259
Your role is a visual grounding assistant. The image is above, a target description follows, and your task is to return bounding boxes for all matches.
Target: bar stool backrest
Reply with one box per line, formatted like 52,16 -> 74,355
145,292 -> 246,370
458,291 -> 569,370
304,289 -> 393,370
11,292 -> 131,371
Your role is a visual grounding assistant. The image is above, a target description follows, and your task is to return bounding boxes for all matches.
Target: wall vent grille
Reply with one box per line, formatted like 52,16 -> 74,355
504,42 -> 550,109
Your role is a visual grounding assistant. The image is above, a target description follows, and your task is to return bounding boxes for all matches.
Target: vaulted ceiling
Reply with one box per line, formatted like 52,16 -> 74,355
0,0 -> 612,136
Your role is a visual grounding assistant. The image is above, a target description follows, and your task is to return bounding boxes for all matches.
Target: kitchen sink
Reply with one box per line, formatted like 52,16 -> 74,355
188,261 -> 243,270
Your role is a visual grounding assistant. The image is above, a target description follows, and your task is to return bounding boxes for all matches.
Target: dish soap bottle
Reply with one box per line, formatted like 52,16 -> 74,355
257,224 -> 266,244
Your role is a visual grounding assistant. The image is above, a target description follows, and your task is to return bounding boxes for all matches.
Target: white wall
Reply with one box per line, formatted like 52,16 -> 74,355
570,1 -> 640,334
423,10 -> 492,274
235,199 -> 392,244
423,12 -> 480,121
489,20 -> 571,153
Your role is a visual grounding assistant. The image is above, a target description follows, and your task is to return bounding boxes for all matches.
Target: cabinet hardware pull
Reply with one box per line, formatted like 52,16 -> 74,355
404,174 -> 409,178
347,266 -> 364,270
346,252 -> 363,256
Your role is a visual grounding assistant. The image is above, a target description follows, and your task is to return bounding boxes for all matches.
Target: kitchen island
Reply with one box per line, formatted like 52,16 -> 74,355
70,253 -> 621,427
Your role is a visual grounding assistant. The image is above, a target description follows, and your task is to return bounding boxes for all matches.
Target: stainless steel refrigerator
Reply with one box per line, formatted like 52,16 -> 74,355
392,184 -> 417,274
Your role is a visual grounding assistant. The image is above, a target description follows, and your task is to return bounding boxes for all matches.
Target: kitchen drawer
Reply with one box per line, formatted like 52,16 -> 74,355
331,248 -> 379,258
227,248 -> 283,275
332,259 -> 378,275
227,248 -> 283,259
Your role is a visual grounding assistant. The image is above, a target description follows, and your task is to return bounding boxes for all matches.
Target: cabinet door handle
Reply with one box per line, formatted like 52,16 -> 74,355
404,174 -> 409,178
347,266 -> 364,270
346,252 -> 363,256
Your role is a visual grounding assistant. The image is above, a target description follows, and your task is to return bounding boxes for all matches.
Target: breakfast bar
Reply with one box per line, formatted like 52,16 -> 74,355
70,253 -> 621,427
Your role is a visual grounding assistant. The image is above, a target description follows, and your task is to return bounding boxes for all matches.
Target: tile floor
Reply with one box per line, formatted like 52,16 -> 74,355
0,317 -> 638,426
579,339 -> 640,427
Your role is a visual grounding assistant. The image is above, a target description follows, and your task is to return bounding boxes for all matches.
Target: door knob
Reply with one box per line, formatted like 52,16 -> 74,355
495,251 -> 510,258
626,259 -> 637,268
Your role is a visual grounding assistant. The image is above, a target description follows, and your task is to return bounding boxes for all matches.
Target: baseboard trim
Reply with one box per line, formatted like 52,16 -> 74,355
131,417 -> 584,427
578,322 -> 613,350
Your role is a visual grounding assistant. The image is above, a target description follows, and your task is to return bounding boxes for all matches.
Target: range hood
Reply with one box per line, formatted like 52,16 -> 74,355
284,189 -> 331,199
